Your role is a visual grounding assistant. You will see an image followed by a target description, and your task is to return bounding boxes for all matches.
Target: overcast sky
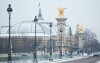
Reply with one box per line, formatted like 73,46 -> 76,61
0,0 -> 100,41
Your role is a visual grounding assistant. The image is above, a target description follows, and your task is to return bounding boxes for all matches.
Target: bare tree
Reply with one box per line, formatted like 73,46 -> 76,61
82,29 -> 100,53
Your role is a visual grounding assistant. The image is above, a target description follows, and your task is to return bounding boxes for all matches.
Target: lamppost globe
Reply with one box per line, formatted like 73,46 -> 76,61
34,16 -> 38,22
7,4 -> 13,14
7,4 -> 13,63
49,22 -> 52,27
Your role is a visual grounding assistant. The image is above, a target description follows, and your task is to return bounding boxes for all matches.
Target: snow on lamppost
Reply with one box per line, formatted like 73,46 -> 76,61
33,16 -> 38,63
7,4 -> 13,63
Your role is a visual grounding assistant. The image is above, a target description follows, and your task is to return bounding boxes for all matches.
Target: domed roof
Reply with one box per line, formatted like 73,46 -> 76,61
37,20 -> 57,35
8,21 -> 57,36
11,21 -> 46,33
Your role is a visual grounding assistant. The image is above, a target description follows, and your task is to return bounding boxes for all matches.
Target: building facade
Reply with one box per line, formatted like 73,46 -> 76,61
0,7 -> 84,54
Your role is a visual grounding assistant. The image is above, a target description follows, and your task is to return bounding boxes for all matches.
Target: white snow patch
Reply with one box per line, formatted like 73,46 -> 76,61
96,61 -> 100,63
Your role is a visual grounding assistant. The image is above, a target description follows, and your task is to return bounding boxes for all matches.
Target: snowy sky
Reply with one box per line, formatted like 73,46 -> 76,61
0,0 -> 100,41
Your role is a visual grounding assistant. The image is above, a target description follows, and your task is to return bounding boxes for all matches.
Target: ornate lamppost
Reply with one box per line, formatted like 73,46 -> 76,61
59,29 -> 63,59
49,22 -> 53,61
44,31 -> 46,59
33,16 -> 38,63
69,26 -> 72,58
7,4 -> 13,63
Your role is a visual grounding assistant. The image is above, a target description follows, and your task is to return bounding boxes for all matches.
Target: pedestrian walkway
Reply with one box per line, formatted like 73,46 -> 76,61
38,55 -> 90,63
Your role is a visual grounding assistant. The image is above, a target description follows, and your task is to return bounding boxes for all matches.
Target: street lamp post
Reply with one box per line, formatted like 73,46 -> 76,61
69,26 -> 72,57
69,26 -> 72,50
49,22 -> 53,61
59,30 -> 63,59
7,4 -> 13,63
33,16 -> 38,63
44,31 -> 46,59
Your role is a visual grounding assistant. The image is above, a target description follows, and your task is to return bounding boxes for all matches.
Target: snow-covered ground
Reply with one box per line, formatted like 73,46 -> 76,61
96,61 -> 100,63
0,53 -> 91,63
38,55 -> 90,63
0,55 -> 90,63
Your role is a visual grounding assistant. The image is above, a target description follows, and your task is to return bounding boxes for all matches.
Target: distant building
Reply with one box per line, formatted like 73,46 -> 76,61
0,7 -> 84,53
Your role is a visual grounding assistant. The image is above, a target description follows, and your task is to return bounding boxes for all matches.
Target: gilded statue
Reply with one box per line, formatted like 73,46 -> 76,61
58,7 -> 64,17
78,24 -> 84,33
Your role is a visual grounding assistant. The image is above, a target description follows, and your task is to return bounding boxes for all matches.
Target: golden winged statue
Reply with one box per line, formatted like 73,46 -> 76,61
58,7 -> 64,17
78,24 -> 84,33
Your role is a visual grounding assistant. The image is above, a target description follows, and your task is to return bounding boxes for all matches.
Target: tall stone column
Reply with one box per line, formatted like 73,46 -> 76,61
76,24 -> 84,49
56,18 -> 67,44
